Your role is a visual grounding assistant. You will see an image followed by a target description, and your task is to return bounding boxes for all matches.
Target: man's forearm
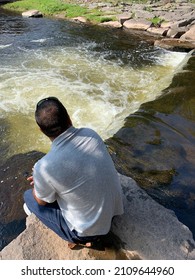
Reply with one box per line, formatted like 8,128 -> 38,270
33,188 -> 47,206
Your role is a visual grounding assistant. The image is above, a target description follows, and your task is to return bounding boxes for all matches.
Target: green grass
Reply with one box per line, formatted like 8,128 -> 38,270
4,0 -> 87,17
3,0 -> 118,23
148,16 -> 165,27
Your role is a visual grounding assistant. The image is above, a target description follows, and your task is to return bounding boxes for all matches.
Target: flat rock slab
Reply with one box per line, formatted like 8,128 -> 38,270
99,21 -> 122,28
123,19 -> 151,31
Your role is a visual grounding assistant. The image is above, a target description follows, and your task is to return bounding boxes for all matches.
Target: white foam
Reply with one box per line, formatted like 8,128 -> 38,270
0,44 -> 191,157
155,50 -> 187,67
30,39 -> 47,43
0,44 -> 12,49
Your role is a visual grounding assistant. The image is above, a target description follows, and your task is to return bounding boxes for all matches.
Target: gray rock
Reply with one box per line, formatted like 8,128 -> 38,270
161,21 -> 176,28
180,24 -> 195,40
117,13 -> 132,25
99,21 -> 122,29
147,26 -> 168,36
177,17 -> 195,27
123,19 -> 151,31
166,26 -> 187,38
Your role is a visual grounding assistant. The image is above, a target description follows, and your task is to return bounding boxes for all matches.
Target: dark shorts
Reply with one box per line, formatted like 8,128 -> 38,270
23,189 -> 99,244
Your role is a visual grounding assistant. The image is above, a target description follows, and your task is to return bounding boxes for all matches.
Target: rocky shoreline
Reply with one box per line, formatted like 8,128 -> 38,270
20,0 -> 195,52
73,0 -> 195,51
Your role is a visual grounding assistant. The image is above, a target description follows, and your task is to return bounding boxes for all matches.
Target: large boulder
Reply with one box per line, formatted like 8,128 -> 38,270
1,174 -> 195,260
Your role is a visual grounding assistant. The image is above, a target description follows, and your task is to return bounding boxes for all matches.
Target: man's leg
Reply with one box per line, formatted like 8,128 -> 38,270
23,189 -> 77,243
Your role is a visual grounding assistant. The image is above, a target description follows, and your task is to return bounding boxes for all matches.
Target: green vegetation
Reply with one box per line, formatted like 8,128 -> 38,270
148,16 -> 164,27
3,0 -> 117,23
4,0 -> 87,17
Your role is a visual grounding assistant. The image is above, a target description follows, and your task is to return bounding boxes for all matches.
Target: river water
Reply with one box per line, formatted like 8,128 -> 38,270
0,9 -> 194,250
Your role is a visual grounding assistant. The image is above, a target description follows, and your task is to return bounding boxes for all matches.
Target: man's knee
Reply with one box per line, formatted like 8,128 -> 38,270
23,188 -> 33,203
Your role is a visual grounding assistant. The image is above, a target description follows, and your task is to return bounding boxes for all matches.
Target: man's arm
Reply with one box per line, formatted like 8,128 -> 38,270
33,187 -> 47,206
27,175 -> 47,206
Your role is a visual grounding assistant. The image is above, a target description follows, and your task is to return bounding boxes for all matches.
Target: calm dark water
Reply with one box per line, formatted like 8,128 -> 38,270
0,8 -> 194,250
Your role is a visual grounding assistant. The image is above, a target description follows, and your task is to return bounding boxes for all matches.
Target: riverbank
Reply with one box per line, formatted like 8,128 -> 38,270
1,0 -> 195,51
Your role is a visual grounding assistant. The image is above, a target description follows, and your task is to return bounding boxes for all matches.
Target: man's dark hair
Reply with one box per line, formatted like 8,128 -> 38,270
35,97 -> 72,138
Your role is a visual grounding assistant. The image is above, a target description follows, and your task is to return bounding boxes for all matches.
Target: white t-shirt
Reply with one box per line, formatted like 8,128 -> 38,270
33,126 -> 124,237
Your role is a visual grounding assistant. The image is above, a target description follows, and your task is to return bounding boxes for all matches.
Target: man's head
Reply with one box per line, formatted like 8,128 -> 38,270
35,97 -> 72,138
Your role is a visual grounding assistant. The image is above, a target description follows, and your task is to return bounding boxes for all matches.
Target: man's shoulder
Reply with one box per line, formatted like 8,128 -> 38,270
78,127 -> 101,138
34,152 -> 51,168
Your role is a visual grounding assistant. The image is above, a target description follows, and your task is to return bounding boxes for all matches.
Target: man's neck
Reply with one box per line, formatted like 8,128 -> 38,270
49,125 -> 72,142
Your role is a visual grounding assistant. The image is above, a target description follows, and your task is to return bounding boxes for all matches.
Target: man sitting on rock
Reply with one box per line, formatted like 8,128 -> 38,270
23,97 -> 124,249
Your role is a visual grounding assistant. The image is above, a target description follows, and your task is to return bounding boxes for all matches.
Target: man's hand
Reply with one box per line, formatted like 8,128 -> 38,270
27,175 -> 34,186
